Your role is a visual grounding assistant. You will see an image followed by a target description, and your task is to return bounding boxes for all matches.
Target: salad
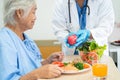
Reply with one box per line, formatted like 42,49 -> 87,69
77,40 -> 106,64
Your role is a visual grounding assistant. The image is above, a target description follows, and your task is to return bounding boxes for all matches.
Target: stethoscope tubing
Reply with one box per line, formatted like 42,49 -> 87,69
68,0 -> 71,24
68,0 -> 90,24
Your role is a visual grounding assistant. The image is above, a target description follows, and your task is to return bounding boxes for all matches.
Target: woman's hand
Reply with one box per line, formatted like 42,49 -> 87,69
20,64 -> 63,79
35,64 -> 63,79
46,51 -> 64,64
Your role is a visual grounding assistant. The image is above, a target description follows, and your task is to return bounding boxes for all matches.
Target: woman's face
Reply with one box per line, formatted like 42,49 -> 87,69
18,5 -> 37,31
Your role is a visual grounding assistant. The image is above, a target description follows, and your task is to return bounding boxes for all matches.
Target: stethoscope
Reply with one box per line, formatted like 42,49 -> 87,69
67,0 -> 90,32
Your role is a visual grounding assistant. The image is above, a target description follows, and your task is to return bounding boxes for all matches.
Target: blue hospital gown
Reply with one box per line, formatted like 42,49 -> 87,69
0,27 -> 42,80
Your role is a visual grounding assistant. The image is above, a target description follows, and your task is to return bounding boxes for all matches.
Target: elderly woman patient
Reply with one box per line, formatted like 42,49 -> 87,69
0,0 -> 64,80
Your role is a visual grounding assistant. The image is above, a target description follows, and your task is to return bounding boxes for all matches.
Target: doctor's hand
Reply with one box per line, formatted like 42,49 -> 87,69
65,30 -> 90,48
75,30 -> 90,47
65,33 -> 77,48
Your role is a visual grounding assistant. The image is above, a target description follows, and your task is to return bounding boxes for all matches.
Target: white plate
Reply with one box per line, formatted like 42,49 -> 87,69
111,42 -> 120,46
62,64 -> 91,74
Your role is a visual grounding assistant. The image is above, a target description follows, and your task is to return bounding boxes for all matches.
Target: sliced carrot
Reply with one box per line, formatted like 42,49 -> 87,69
84,63 -> 90,69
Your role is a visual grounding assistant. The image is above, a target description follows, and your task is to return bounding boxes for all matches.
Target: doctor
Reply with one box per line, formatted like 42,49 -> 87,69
52,0 -> 114,55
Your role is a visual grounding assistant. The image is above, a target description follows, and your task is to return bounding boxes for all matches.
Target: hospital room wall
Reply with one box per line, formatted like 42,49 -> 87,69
0,0 -> 120,41
0,0 -> 56,40
108,0 -> 120,42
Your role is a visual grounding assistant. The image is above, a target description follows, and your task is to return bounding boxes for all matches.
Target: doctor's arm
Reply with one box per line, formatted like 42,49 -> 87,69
52,0 -> 70,44
89,0 -> 114,43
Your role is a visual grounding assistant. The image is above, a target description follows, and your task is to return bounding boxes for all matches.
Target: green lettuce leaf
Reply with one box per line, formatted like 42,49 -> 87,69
77,40 -> 106,58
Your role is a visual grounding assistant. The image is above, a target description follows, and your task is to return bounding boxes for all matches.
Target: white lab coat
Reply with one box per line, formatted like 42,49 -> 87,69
52,0 -> 114,55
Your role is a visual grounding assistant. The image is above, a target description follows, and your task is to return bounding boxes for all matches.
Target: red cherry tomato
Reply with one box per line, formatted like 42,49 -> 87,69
52,61 -> 64,67
67,34 -> 77,45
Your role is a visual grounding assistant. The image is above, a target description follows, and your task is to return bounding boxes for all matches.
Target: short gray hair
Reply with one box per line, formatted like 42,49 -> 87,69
4,0 -> 36,26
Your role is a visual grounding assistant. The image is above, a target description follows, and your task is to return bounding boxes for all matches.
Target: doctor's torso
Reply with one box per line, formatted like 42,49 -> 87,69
62,0 -> 100,32
53,0 -> 114,55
